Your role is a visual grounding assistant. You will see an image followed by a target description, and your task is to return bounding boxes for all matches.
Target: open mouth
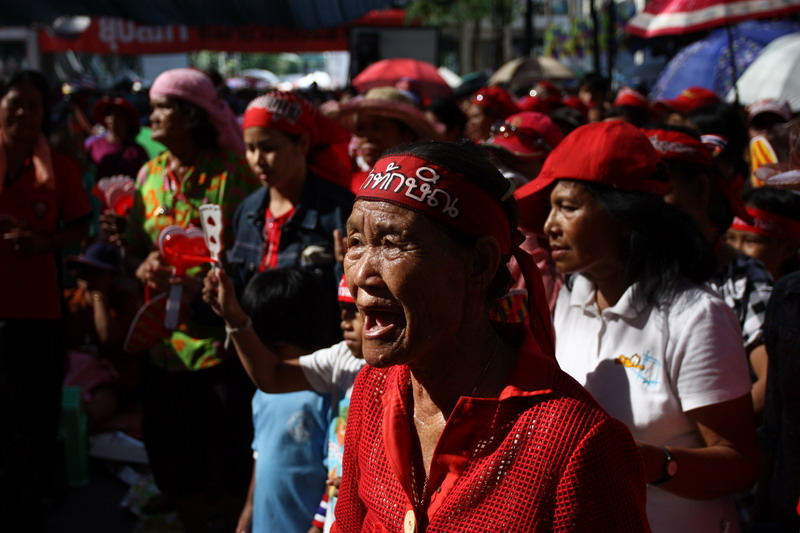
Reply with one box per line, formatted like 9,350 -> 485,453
361,308 -> 403,341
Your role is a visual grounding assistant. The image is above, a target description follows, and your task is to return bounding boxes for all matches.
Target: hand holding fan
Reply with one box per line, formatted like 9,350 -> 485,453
157,225 -> 216,329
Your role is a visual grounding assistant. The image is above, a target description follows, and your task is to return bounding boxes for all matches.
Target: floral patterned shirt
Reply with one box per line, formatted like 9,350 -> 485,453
126,148 -> 259,371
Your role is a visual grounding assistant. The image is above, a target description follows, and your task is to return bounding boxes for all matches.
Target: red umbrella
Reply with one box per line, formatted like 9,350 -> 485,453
625,0 -> 800,38
352,58 -> 453,104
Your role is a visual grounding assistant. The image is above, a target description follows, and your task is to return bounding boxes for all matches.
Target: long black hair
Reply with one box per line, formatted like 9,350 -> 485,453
380,140 -> 519,302
578,181 -> 716,308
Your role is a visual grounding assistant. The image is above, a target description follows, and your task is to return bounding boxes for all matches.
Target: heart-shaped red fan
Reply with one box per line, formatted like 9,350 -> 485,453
158,226 -> 215,275
93,175 -> 136,215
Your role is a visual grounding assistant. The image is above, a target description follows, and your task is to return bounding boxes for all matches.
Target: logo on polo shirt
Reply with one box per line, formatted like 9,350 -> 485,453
615,351 -> 661,387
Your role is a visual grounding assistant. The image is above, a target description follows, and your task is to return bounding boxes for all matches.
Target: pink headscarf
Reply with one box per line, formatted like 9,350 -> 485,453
150,68 -> 245,154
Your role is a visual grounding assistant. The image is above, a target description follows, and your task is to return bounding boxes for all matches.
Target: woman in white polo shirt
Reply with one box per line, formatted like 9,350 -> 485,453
515,120 -> 759,533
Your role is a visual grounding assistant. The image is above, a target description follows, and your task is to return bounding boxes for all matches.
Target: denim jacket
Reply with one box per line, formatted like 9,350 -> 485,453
227,173 -> 354,293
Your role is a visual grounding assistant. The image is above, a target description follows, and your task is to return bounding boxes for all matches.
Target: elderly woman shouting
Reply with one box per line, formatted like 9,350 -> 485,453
332,141 -> 651,532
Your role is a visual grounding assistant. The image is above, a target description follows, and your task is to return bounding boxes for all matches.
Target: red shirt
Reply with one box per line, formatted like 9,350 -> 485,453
260,207 -> 295,271
0,151 -> 90,319
333,325 -> 651,532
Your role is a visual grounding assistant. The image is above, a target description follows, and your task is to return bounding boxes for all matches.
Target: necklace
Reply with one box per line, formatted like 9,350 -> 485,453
470,334 -> 500,396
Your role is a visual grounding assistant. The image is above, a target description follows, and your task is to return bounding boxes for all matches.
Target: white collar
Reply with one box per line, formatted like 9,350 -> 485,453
566,274 -> 641,319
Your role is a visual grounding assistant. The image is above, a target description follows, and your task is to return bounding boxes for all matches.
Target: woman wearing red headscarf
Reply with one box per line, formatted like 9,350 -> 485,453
229,91 -> 354,344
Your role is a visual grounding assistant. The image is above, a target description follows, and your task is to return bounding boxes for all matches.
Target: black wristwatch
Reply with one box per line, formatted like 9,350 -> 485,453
650,446 -> 678,487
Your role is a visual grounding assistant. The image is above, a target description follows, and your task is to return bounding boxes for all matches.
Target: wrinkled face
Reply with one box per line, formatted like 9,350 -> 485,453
339,303 -> 364,358
344,201 -> 470,368
725,228 -> 795,280
465,104 -> 494,142
544,180 -> 625,279
354,113 -> 415,168
149,96 -> 189,147
244,126 -> 308,189
0,81 -> 45,146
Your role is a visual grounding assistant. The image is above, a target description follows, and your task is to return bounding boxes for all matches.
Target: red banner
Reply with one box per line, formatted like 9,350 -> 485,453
38,17 -> 354,54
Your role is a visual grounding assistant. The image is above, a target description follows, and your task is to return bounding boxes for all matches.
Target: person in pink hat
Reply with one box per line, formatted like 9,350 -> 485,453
518,120 -> 759,533
122,68 -> 260,533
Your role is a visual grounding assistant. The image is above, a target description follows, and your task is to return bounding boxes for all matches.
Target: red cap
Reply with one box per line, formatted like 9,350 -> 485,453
514,121 -> 668,231
644,129 -> 713,167
485,112 -> 564,159
561,95 -> 588,117
470,86 -> 520,119
655,86 -> 721,115
338,275 -> 355,304
613,87 -> 649,109
645,128 -> 753,224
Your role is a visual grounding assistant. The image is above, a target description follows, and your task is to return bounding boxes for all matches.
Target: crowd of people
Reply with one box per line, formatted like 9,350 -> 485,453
0,62 -> 798,533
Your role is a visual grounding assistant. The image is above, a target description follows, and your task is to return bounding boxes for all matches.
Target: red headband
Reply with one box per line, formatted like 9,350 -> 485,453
357,155 -> 513,254
356,154 -> 555,358
731,207 -> 800,241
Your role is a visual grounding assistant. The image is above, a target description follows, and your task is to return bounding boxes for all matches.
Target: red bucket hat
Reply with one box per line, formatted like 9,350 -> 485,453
644,128 -> 753,224
470,86 -> 520,119
485,112 -> 564,159
654,86 -> 721,116
514,121 -> 668,231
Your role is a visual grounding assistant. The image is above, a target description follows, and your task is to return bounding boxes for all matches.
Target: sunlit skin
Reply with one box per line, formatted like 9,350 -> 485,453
544,181 -> 627,282
340,303 -> 364,358
354,113 -> 415,168
344,201 -> 473,369
726,228 -> 798,281
0,81 -> 45,148
148,95 -> 189,148
244,126 -> 308,194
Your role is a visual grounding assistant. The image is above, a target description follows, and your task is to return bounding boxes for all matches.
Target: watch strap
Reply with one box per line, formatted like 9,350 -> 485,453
650,445 -> 676,487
